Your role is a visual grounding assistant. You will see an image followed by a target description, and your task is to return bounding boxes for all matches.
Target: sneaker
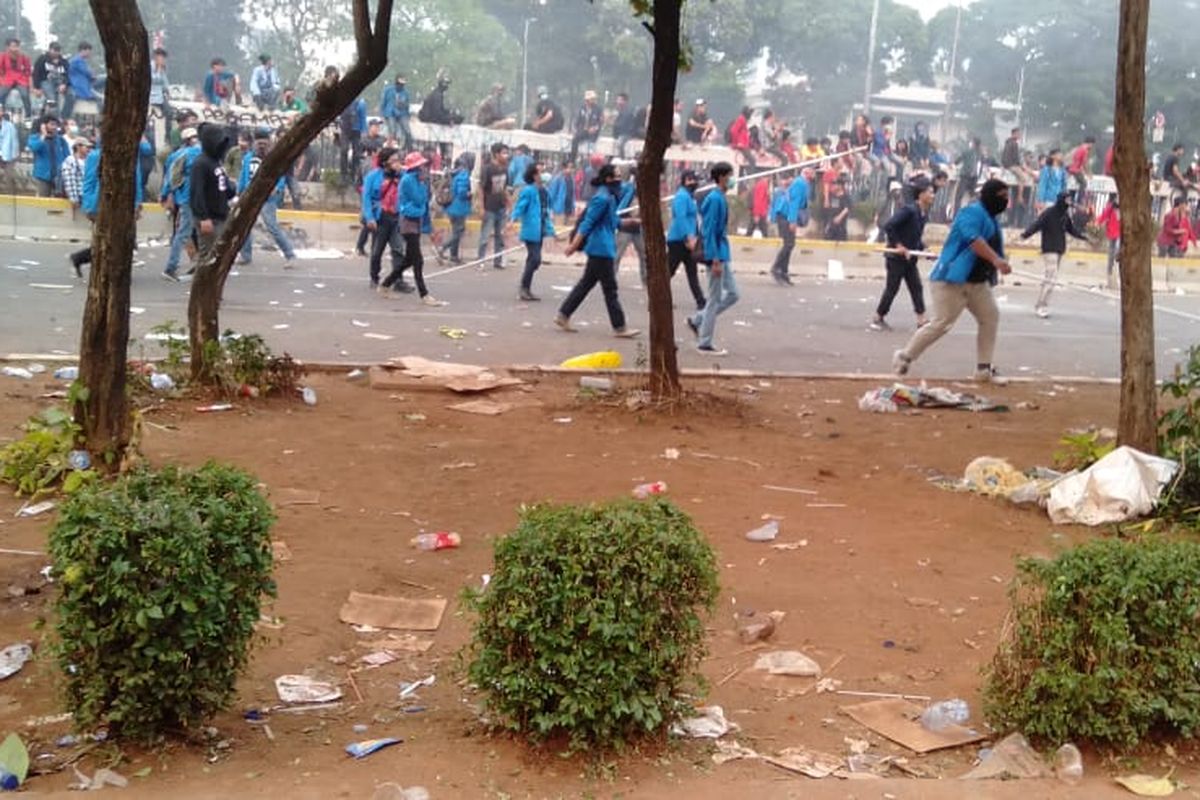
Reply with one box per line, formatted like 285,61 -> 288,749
1035,306 -> 1050,319
283,258 -> 296,270
685,316 -> 699,338
238,256 -> 252,265
421,295 -> 447,307
354,248 -> 367,257
868,318 -> 891,332
377,285 -> 397,298
613,327 -> 641,338
696,345 -> 729,356
184,266 -> 196,276
554,314 -> 577,332
974,366 -> 1009,386
892,349 -> 911,376
67,254 -> 82,279
450,257 -> 464,266
161,270 -> 180,283
518,289 -> 541,302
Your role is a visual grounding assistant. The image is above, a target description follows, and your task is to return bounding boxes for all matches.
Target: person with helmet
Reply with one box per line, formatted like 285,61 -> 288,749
528,86 -> 563,133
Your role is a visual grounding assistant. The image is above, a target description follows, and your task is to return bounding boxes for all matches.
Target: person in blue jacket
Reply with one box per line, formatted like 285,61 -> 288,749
380,74 -> 412,150
511,161 -> 556,301
556,163 -> 639,338
383,150 -> 441,305
62,42 -> 98,119
363,147 -> 410,293
546,160 -> 575,222
771,170 -> 809,285
507,144 -> 532,187
893,177 -> 1012,384
687,161 -> 737,356
614,171 -> 647,284
237,128 -> 296,266
68,133 -> 148,277
160,127 -> 201,280
440,151 -> 473,265
27,115 -> 71,197
1035,149 -> 1067,213
666,169 -> 705,310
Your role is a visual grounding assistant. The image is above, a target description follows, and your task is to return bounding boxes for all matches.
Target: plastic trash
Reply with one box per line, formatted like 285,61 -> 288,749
0,644 -> 32,681
0,733 -> 27,790
149,372 -> 175,391
671,705 -> 736,738
1048,446 -> 1179,526
753,650 -> 821,677
632,481 -> 668,499
239,384 -> 261,398
1,367 -> 32,380
580,376 -> 614,392
67,450 -> 91,471
274,675 -> 343,704
301,387 -> 317,406
745,520 -> 779,542
410,532 -> 461,551
53,366 -> 79,381
919,698 -> 969,731
560,350 -> 623,370
195,403 -> 234,413
1054,743 -> 1083,784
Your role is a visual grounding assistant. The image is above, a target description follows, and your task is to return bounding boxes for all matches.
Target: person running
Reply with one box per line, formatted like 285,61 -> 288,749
387,151 -> 442,306
871,180 -> 934,331
687,161 -> 738,356
237,129 -> 297,267
512,161 -> 555,301
1096,197 -> 1121,289
556,163 -> 640,338
1020,191 -> 1088,319
892,178 -> 1012,385
614,171 -> 647,284
160,127 -> 201,280
68,129 -> 149,277
666,169 -> 706,311
441,152 -> 473,265
477,143 -> 510,269
364,148 -> 412,294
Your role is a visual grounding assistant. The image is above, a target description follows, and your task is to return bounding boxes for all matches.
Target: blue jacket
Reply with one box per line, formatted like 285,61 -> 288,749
238,152 -> 286,201
81,145 -> 145,216
399,169 -> 431,231
512,183 -> 555,243
507,153 -> 532,187
27,133 -> 71,184
785,178 -> 809,224
380,85 -> 410,119
68,54 -> 95,99
1036,165 -> 1066,205
445,168 -> 472,217
666,187 -> 699,243
930,201 -> 1002,283
700,189 -> 730,263
547,173 -> 574,216
576,185 -> 619,259
203,72 -> 236,105
160,144 -> 201,204
361,167 -> 384,223
617,181 -> 636,213
347,99 -> 368,133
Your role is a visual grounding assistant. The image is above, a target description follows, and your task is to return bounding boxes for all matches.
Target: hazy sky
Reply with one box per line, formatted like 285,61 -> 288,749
897,0 -> 957,21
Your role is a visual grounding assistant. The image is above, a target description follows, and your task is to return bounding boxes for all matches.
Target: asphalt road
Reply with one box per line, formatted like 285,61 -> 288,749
1,239 -> 1197,381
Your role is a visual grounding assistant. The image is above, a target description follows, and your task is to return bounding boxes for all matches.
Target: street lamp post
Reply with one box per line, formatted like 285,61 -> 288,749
521,16 -> 538,128
864,0 -> 880,116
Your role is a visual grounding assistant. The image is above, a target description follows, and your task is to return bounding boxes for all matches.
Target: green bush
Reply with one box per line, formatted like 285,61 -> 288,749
0,405 -> 96,497
464,499 -> 719,751
1161,344 -> 1200,514
985,537 -> 1200,747
49,463 -> 276,742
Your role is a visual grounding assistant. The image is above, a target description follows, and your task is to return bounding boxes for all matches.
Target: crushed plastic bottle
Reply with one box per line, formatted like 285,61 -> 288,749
67,450 -> 91,471
410,532 -> 461,551
149,373 -> 175,391
301,387 -> 317,406
53,366 -> 79,381
919,698 -> 970,732
632,481 -> 668,499
745,520 -> 780,542
1054,743 -> 1083,784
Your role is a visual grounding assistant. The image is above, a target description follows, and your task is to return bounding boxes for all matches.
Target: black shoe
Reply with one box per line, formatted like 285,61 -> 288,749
450,257 -> 463,266
370,279 -> 379,290
493,262 -> 505,270
395,282 -> 415,294
185,266 -> 196,276
519,289 -> 541,302
686,317 -> 699,338
354,248 -> 367,257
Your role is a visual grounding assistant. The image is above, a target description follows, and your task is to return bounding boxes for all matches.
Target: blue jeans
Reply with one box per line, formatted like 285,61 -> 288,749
165,202 -> 194,275
0,84 -> 31,116
690,263 -> 739,349
388,117 -> 413,150
445,215 -> 466,260
477,209 -> 505,267
240,198 -> 295,262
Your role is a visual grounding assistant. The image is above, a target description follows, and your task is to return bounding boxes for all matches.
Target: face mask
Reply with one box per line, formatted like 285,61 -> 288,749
981,193 -> 1009,216
684,183 -> 697,194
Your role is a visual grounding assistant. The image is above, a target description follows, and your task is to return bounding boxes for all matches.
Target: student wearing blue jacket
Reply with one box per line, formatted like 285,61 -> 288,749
556,164 -> 639,338
160,128 -> 201,280
380,75 -> 412,150
27,115 -> 71,196
236,130 -> 296,266
666,169 -> 705,311
511,161 -> 556,301
364,148 -> 412,293
687,162 -> 737,356
614,173 -> 647,284
68,136 -> 147,277
383,151 -> 441,305
440,152 -> 474,265
546,161 -> 575,220
770,172 -> 810,285
62,43 -> 98,120
1035,149 -> 1067,211
893,178 -> 1012,385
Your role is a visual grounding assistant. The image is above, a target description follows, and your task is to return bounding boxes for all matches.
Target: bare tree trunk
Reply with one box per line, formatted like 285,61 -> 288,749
636,0 -> 683,401
74,0 -> 149,467
1113,0 -> 1157,453
187,0 -> 394,380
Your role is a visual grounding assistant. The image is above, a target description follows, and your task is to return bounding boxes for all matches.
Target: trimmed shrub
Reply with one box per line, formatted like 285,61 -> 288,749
49,463 -> 275,741
985,537 -> 1200,747
464,499 -> 719,751
1161,344 -> 1200,515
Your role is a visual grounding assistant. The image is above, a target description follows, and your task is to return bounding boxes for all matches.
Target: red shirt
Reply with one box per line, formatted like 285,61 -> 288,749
1097,202 -> 1120,240
1068,144 -> 1091,175
0,52 -> 31,88
1103,146 -> 1114,176
751,179 -> 770,217
729,115 -> 750,149
1158,208 -> 1193,249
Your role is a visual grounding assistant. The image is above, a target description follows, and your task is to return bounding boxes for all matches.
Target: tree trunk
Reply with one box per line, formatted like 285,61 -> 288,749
74,0 -> 149,467
636,0 -> 683,401
187,0 -> 395,380
1113,0 -> 1157,453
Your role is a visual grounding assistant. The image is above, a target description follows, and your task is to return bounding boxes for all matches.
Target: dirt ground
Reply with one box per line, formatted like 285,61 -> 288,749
0,369 -> 1191,799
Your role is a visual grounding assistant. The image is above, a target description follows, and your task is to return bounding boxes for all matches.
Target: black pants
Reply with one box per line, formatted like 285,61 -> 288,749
667,240 -> 705,309
371,212 -> 404,286
569,132 -> 597,162
520,240 -> 542,291
771,216 -> 795,277
401,231 -> 427,297
356,223 -> 372,253
70,224 -> 137,268
559,255 -> 626,330
876,256 -> 925,318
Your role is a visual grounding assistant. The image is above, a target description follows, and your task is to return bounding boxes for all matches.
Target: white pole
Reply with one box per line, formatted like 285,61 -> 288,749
864,0 -> 880,116
521,18 -> 531,128
942,1 -> 963,140
1015,64 -> 1025,129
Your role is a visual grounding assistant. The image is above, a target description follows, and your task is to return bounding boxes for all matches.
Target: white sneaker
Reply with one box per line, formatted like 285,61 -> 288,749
1035,306 -> 1050,319
892,349 -> 911,376
421,295 -> 447,307
974,366 -> 1009,386
696,345 -> 728,356
868,319 -> 891,332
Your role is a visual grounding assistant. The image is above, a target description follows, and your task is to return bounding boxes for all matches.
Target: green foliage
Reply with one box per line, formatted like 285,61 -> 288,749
49,463 -> 276,742
141,322 -> 305,398
1160,345 -> 1200,515
0,406 -> 96,498
1053,429 -> 1116,471
146,321 -> 190,385
985,537 -> 1200,747
464,499 -> 719,751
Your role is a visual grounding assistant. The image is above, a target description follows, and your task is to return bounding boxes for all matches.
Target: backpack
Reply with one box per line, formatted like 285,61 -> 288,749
434,171 -> 454,207
168,150 -> 190,195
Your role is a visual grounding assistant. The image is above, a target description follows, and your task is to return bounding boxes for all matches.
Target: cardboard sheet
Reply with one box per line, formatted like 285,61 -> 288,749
841,698 -> 985,754
338,592 -> 447,631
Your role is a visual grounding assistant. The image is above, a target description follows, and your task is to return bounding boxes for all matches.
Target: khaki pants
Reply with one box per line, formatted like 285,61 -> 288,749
1036,251 -> 1062,309
901,280 -> 999,367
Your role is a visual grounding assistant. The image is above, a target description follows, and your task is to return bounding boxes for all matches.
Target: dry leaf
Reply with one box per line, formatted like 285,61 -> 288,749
1114,774 -> 1175,797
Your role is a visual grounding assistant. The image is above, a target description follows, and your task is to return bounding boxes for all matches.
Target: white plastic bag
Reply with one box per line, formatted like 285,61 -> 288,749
1047,446 -> 1178,526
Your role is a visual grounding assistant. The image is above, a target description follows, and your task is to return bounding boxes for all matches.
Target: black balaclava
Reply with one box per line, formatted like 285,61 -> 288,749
979,178 -> 1009,217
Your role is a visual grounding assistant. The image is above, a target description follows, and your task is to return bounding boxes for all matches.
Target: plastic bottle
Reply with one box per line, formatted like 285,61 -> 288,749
632,481 -> 668,499
301,387 -> 317,406
410,532 -> 461,551
53,366 -> 79,381
67,450 -> 91,471
745,520 -> 780,542
149,372 -> 175,391
580,376 -> 614,392
1054,743 -> 1083,784
919,698 -> 970,731
0,769 -> 17,790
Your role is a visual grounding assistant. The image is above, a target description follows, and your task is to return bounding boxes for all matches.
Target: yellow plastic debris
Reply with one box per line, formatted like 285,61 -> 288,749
560,351 -> 623,370
1114,774 -> 1175,797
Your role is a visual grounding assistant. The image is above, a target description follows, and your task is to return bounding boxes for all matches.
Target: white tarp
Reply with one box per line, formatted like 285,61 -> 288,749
1047,446 -> 1179,526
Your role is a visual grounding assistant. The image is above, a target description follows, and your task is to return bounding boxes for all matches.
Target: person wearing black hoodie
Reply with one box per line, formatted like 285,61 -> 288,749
1020,191 -> 1088,319
189,123 -> 237,262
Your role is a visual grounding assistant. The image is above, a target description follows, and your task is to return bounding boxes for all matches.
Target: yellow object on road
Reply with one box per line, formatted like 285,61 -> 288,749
560,351 -> 623,370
